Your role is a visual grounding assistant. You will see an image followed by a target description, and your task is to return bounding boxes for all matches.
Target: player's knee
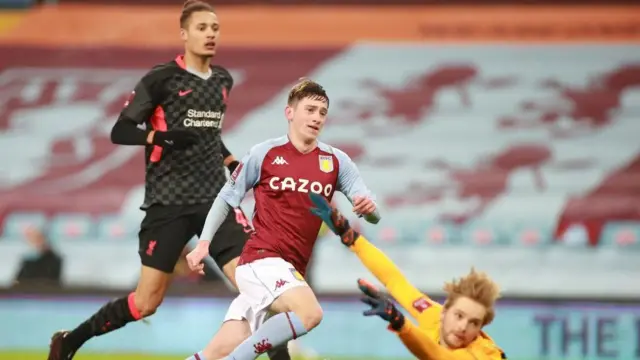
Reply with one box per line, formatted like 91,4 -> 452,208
296,305 -> 323,330
272,286 -> 323,330
133,291 -> 164,317
135,266 -> 170,317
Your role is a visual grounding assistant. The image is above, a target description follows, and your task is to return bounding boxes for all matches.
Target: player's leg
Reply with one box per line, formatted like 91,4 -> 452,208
263,312 -> 295,360
188,320 -> 250,360
186,295 -> 258,360
224,258 -> 321,359
48,205 -> 193,360
193,205 -> 292,360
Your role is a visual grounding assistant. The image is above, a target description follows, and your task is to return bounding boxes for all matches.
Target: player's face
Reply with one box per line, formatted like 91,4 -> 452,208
181,11 -> 219,57
440,297 -> 486,349
286,97 -> 328,143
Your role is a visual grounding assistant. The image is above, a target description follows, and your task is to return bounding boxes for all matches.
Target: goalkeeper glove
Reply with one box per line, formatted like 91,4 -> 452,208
309,193 -> 359,246
152,129 -> 199,150
358,278 -> 405,331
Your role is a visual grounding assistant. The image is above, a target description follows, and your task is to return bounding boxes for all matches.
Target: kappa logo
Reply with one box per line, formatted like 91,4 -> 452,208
274,278 -> 288,291
272,156 -> 288,165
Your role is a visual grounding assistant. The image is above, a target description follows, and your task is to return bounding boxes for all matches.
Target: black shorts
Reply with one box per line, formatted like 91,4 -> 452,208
138,202 -> 251,273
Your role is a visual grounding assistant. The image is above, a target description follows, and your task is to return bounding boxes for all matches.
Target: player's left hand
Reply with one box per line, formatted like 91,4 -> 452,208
186,240 -> 209,275
352,196 -> 376,216
358,278 -> 405,331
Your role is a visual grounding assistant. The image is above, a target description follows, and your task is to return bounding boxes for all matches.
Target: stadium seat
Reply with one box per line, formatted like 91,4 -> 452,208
459,220 -> 508,247
47,213 -> 96,243
362,214 -> 402,245
96,214 -> 139,241
377,226 -> 400,244
501,221 -> 553,247
1,212 -> 48,239
405,219 -> 461,246
557,223 -> 591,247
600,221 -> 640,250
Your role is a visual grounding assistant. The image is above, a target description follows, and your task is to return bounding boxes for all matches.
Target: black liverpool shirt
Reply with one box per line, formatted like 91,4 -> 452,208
117,55 -> 233,208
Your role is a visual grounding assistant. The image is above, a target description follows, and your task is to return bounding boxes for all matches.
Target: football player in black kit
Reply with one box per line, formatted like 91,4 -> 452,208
47,1 -> 292,359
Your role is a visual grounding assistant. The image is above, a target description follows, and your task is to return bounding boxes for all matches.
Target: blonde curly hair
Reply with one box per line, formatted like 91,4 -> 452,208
443,268 -> 501,326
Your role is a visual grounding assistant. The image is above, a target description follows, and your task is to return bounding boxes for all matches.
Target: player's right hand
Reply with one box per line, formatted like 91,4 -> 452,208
152,129 -> 200,150
186,240 -> 210,275
309,193 -> 359,247
358,278 -> 405,331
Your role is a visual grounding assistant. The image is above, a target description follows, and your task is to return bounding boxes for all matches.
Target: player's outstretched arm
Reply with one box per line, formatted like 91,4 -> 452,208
334,148 -> 380,224
309,193 -> 436,321
359,285 -> 457,360
187,143 -> 265,272
351,236 -> 438,319
359,287 -> 490,360
111,73 -> 199,149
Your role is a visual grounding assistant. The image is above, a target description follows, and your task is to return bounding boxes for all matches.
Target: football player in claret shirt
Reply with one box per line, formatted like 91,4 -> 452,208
184,78 -> 380,360
48,2 -> 291,360
309,194 -> 507,360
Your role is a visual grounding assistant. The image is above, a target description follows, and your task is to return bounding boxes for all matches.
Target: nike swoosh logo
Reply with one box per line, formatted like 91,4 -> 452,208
179,89 -> 192,96
165,140 -> 174,145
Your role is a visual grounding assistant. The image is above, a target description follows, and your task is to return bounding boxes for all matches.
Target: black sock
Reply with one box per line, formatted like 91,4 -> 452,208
267,344 -> 291,360
64,295 -> 139,350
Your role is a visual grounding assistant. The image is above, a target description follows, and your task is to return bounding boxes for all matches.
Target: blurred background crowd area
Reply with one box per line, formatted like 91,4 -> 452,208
0,0 -> 639,359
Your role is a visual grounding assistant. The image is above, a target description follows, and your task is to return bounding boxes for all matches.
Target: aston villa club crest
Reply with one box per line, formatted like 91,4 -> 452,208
319,155 -> 334,173
290,268 -> 305,282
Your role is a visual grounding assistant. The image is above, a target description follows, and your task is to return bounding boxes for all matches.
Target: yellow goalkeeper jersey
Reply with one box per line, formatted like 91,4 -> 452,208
350,236 -> 505,360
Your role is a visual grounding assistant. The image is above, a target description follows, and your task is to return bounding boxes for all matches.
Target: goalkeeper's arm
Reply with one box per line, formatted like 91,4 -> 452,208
349,234 -> 439,321
308,192 -> 438,322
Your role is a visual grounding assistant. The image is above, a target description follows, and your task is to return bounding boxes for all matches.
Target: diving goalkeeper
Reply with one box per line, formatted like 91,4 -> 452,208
309,193 -> 506,360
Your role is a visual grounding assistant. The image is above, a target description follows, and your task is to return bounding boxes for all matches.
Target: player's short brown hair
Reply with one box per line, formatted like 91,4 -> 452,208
287,78 -> 329,107
180,0 -> 215,28
442,268 -> 501,326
